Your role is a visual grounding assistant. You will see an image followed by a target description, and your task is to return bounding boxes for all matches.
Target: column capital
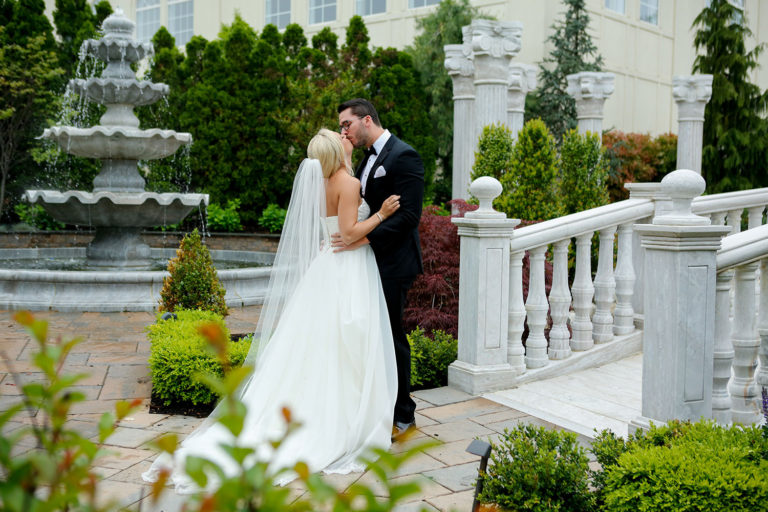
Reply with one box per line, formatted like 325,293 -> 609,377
444,43 -> 475,98
507,63 -> 537,113
467,20 -> 522,82
566,72 -> 615,118
673,74 -> 713,121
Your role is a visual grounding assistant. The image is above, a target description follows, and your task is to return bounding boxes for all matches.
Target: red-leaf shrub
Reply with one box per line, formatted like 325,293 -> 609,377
602,131 -> 678,202
405,202 -> 554,344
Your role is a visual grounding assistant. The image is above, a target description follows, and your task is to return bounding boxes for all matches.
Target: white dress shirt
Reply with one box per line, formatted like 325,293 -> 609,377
360,129 -> 391,196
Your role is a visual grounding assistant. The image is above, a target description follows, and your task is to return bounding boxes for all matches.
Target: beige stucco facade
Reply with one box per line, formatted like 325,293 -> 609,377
43,0 -> 768,135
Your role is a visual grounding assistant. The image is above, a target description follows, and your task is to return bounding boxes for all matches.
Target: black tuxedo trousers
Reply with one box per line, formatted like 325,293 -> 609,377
357,134 -> 424,424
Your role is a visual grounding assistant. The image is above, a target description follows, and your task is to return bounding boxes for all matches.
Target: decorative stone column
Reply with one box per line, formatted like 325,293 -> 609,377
630,170 -> 730,432
449,177 -> 520,394
672,75 -> 713,175
566,72 -> 615,135
507,63 -> 537,140
445,43 -> 475,202
468,20 -> 522,143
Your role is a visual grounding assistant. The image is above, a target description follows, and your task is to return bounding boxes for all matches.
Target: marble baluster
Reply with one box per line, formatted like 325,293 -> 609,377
712,269 -> 734,424
747,206 -> 764,230
548,239 -> 572,359
710,211 -> 727,226
508,250 -> 526,373
614,222 -> 636,335
593,227 -> 617,343
757,259 -> 768,396
571,233 -> 595,351
525,245 -> 549,368
726,209 -> 742,235
729,262 -> 762,425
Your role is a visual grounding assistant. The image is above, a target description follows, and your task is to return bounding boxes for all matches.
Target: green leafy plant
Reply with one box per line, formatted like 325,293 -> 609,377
597,420 -> 768,512
13,202 -> 65,230
471,123 -> 515,185
0,311 -> 141,512
258,203 -> 287,233
159,228 -> 228,317
602,131 -> 678,202
497,119 -> 563,221
206,199 -> 243,232
478,423 -> 595,512
408,327 -> 458,390
559,129 -> 609,214
146,308 -> 250,407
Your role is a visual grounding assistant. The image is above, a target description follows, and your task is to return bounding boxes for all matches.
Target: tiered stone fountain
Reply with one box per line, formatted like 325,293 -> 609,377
0,10 -> 271,311
27,9 -> 205,268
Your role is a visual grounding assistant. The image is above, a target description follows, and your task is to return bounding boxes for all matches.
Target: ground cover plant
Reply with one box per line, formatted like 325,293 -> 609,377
408,327 -> 458,391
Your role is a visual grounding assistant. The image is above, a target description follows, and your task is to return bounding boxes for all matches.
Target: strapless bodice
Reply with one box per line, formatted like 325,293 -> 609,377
325,200 -> 371,235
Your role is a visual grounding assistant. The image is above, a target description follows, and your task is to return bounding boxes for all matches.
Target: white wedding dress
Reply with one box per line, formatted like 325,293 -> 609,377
143,200 -> 398,494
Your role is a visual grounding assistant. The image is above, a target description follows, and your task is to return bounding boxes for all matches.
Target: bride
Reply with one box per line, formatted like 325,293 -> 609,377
143,128 -> 401,493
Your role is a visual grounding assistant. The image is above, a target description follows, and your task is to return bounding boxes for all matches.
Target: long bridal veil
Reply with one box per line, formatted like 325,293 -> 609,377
243,158 -> 327,371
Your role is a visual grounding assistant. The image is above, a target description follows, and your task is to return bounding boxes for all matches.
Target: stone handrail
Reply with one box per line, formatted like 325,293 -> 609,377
716,223 -> 768,271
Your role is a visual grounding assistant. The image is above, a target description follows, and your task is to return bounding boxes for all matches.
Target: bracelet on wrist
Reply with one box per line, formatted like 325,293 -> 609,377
376,212 -> 384,223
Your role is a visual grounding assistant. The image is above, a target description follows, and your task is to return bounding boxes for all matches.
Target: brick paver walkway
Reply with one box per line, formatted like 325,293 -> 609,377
0,308 -> 587,512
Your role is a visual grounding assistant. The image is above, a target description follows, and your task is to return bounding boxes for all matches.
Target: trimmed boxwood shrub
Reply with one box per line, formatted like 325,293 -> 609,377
408,327 -> 458,391
147,309 -> 251,407
479,423 -> 595,512
597,420 -> 768,512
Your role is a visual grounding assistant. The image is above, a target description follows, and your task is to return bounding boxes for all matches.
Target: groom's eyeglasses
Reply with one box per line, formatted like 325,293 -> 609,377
339,116 -> 365,132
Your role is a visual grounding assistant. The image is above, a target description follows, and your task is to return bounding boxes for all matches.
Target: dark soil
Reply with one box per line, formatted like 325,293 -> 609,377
148,333 -> 250,417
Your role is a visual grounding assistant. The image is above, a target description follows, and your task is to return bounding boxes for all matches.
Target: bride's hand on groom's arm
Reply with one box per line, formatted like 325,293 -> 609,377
331,232 -> 369,252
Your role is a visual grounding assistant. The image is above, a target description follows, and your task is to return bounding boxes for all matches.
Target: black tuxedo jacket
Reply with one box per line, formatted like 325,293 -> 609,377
356,134 -> 424,279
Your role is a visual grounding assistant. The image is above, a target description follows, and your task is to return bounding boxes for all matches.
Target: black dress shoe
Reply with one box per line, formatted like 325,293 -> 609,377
391,420 -> 416,442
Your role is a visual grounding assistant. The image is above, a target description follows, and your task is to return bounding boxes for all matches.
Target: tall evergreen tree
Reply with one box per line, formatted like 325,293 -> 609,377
692,0 -> 768,193
529,0 -> 602,142
406,0 -> 487,203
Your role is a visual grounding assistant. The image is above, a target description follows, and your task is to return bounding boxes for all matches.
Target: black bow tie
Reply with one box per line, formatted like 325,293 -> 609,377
364,146 -> 377,159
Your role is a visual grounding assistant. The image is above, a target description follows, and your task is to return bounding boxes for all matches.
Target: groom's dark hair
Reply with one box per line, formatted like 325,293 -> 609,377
338,98 -> 382,127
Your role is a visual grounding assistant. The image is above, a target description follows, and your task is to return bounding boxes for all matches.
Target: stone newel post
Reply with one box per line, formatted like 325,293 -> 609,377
631,170 -> 730,431
444,43 -> 475,202
566,72 -> 615,135
449,177 -> 519,395
673,75 -> 713,175
469,20 -> 522,144
507,63 -> 537,140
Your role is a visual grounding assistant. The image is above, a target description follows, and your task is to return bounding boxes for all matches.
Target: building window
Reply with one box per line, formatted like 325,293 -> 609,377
409,0 -> 440,8
605,0 -> 625,15
266,0 -> 290,29
136,0 -> 160,43
357,0 -> 386,16
309,0 -> 335,24
639,0 -> 658,25
168,0 -> 193,46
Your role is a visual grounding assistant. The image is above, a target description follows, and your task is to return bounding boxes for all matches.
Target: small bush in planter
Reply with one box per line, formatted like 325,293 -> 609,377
159,228 -> 228,317
147,309 -> 251,407
206,199 -> 243,232
478,423 -> 595,512
408,327 -> 457,390
595,419 -> 768,512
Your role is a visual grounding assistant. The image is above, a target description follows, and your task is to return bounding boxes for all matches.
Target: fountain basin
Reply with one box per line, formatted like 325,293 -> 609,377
81,39 -> 153,63
26,190 -> 208,227
70,79 -> 169,106
0,247 -> 272,312
41,126 -> 191,160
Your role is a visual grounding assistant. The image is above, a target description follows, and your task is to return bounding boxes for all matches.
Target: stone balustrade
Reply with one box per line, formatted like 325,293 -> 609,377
451,173 -> 768,429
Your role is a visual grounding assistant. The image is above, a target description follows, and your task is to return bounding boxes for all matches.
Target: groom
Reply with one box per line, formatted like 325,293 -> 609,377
336,98 -> 424,438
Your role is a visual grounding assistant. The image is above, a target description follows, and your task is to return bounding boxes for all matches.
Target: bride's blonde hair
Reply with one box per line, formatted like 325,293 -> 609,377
307,128 -> 350,178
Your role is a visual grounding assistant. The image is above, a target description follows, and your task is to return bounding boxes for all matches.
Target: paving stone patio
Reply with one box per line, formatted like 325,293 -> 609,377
0,307 -> 592,512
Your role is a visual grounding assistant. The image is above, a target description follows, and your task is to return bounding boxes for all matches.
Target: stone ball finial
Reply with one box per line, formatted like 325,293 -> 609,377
653,169 -> 709,226
466,176 -> 505,219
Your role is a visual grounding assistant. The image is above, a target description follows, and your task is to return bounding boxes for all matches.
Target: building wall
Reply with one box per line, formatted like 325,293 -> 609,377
42,0 -> 768,136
